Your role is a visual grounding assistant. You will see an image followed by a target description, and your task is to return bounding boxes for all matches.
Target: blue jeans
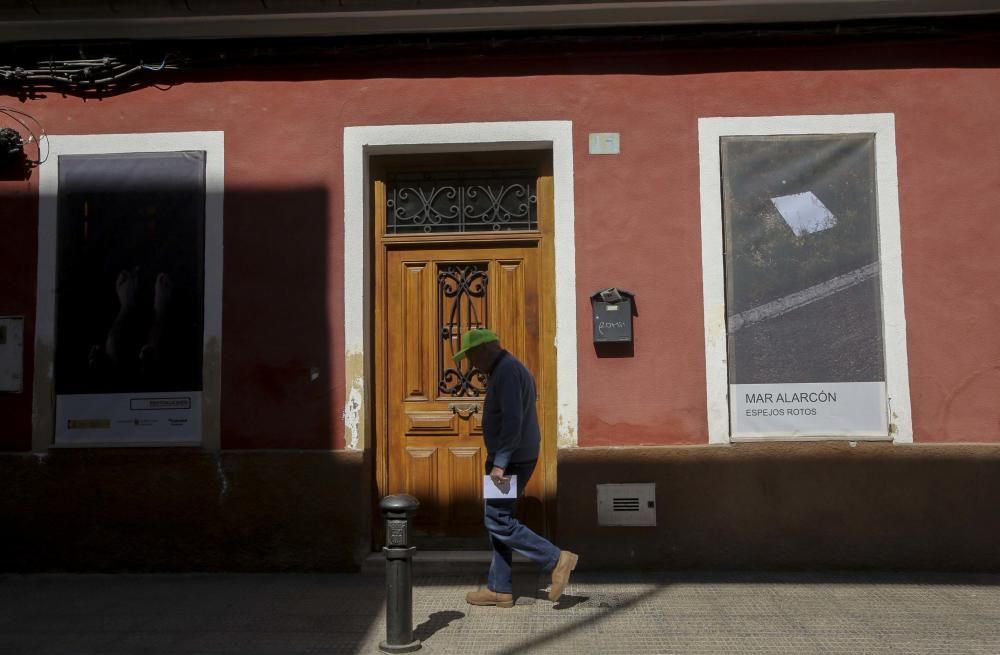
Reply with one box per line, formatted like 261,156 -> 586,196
485,459 -> 561,594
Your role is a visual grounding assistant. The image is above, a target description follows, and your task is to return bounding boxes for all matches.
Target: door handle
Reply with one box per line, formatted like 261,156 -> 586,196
449,402 -> 480,418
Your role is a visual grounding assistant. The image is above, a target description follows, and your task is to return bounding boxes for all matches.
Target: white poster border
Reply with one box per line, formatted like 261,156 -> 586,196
729,382 -> 890,441
56,392 -> 203,445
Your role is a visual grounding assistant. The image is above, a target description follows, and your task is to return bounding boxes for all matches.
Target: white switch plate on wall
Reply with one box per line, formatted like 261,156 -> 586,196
588,132 -> 621,155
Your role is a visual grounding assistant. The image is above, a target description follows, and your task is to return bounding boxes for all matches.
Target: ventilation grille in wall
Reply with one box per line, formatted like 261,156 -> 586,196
596,483 -> 656,526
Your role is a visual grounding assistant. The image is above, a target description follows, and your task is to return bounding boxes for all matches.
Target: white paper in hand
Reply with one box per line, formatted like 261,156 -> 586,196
483,474 -> 518,500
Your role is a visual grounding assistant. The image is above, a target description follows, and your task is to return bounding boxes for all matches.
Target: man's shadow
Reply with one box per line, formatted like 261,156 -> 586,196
414,610 -> 465,642
515,572 -> 590,609
552,594 -> 589,610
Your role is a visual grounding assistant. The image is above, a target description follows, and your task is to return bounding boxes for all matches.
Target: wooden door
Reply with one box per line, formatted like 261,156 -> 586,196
384,245 -> 547,547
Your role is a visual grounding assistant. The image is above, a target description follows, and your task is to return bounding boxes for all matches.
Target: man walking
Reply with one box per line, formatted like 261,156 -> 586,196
452,328 -> 578,608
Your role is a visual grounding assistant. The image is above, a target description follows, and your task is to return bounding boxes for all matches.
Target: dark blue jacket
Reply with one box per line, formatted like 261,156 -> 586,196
482,350 -> 541,470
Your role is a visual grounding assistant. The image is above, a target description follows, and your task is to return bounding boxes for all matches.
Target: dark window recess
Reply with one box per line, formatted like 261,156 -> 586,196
386,170 -> 537,234
613,498 -> 641,512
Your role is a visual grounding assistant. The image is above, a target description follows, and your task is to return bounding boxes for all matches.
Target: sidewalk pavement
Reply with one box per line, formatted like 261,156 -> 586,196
2,569 -> 999,655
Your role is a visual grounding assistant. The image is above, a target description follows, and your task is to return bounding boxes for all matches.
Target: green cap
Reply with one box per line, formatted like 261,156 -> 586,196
452,328 -> 499,363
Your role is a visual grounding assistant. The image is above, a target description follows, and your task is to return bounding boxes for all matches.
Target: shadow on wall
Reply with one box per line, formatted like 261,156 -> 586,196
3,17 -> 1000,104
0,182 -> 374,572
161,21 -> 1000,85
221,187 -> 341,450
0,449 -> 370,572
0,182 -> 37,447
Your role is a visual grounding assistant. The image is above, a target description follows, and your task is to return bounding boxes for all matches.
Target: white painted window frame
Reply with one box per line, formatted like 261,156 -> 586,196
32,131 -> 224,451
342,121 -> 578,451
698,113 -> 912,444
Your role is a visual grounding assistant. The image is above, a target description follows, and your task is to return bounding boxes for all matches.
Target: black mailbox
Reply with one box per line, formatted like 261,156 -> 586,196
591,288 -> 634,343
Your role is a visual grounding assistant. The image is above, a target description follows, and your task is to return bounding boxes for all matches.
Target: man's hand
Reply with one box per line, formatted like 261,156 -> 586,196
490,466 -> 510,495
490,466 -> 507,484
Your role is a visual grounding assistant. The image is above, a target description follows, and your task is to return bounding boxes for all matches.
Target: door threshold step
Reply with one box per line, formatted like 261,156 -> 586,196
362,550 -> 534,575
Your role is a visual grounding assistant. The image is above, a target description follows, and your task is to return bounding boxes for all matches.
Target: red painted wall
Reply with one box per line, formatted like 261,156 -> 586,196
0,176 -> 36,449
2,36 -> 998,451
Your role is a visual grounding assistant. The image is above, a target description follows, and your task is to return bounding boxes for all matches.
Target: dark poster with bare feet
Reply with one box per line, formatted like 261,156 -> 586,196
54,151 -> 205,444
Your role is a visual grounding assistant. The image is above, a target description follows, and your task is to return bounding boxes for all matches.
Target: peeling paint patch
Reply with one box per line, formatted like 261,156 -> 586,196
558,411 -> 577,449
213,452 -> 229,502
343,352 -> 365,451
344,383 -> 363,450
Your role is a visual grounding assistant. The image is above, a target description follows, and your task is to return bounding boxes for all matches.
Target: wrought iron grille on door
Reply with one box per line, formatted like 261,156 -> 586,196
386,170 -> 538,234
438,264 -> 488,397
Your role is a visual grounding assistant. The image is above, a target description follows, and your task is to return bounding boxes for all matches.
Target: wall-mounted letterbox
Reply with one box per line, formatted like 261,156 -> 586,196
590,288 -> 634,343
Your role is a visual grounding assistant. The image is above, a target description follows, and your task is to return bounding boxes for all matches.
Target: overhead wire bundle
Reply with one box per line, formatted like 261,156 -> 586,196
0,54 -> 177,95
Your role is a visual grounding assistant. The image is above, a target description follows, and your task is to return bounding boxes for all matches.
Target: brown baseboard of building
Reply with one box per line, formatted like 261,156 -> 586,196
6,441 -> 999,572
0,449 -> 370,572
555,442 -> 1000,571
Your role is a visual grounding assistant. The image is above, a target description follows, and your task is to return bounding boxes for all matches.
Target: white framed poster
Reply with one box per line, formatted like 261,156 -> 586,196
698,114 -> 911,443
721,134 -> 887,439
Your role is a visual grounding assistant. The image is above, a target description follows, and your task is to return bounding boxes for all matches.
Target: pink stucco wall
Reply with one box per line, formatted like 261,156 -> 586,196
2,36 -> 998,450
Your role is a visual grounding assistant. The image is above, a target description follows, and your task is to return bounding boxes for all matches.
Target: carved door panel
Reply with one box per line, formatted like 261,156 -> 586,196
385,246 -> 546,546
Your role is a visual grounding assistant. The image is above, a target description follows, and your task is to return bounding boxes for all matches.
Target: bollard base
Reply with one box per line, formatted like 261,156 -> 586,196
378,639 -> 421,654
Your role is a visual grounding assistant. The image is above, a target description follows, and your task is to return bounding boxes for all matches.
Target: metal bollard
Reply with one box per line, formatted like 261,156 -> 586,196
379,494 -> 421,654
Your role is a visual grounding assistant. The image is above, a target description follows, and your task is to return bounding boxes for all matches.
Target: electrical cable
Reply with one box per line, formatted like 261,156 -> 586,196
0,55 -> 177,93
141,56 -> 169,71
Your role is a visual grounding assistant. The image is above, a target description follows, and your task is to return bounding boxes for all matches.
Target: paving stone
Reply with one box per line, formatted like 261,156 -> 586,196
2,572 -> 1000,654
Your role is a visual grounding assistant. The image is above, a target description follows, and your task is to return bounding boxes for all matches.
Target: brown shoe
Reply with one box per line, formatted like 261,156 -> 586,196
465,588 -> 514,608
548,550 -> 579,601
